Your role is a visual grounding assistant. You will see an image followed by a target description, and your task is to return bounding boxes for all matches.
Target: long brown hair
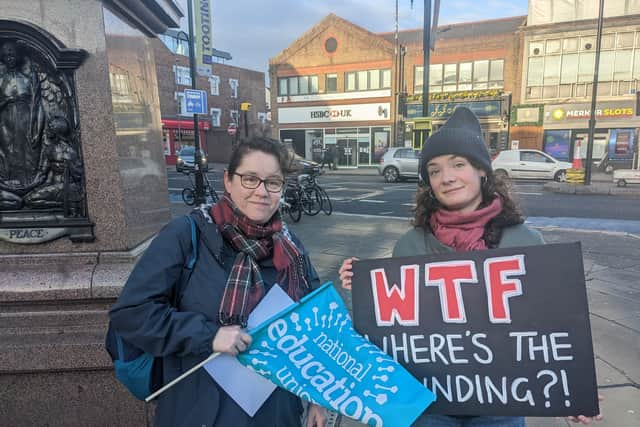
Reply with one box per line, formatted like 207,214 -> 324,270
413,158 -> 524,248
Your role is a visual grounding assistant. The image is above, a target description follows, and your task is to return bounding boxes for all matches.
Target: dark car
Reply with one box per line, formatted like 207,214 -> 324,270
176,146 -> 208,173
289,152 -> 321,175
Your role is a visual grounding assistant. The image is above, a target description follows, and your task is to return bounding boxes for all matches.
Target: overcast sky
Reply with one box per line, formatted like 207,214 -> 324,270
178,1 -> 529,83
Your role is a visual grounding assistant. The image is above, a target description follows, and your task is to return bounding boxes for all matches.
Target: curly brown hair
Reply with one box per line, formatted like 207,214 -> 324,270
413,159 -> 524,248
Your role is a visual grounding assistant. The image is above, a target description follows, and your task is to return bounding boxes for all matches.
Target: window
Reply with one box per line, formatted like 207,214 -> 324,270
279,78 -> 288,96
459,62 -> 473,84
617,32 -> 635,49
634,51 -> 640,80
357,71 -> 368,89
258,112 -> 267,124
546,39 -> 561,54
598,51 -> 615,81
527,57 -> 544,85
601,34 -> 615,50
230,110 -> 239,124
544,56 -> 561,86
613,50 -> 632,80
299,76 -> 309,95
310,75 -> 319,93
521,151 -> 551,163
326,74 -> 337,92
175,92 -> 191,116
369,69 -> 380,89
345,69 -> 391,91
210,108 -> 221,127
278,75 -> 319,95
489,60 -> 504,87
346,72 -> 356,91
209,75 -> 220,95
443,63 -> 457,91
473,60 -> 489,89
561,54 -> 578,84
229,78 -> 239,98
174,65 -> 191,86
563,37 -> 578,52
382,69 -> 391,88
578,52 -> 595,82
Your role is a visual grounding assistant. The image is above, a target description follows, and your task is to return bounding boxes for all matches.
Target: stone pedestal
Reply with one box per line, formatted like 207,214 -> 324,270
0,1 -> 182,425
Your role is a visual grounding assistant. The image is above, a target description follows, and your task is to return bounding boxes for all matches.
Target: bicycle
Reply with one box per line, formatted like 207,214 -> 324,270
298,170 -> 332,216
280,179 -> 302,223
181,171 -> 220,206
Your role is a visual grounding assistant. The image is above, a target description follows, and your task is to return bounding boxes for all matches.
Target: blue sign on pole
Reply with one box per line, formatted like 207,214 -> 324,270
184,89 -> 207,114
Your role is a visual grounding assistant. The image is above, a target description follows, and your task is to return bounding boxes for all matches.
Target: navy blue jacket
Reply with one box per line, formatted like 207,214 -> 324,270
109,210 -> 320,427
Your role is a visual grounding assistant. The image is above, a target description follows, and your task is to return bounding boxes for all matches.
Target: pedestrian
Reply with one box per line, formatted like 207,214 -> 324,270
338,107 -> 603,427
320,145 -> 335,171
109,137 -> 327,427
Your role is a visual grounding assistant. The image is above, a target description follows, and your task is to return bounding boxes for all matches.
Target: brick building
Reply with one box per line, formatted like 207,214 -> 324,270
388,15 -> 524,155
270,14 -> 395,167
154,33 -> 267,164
270,14 -> 525,167
511,0 -> 640,171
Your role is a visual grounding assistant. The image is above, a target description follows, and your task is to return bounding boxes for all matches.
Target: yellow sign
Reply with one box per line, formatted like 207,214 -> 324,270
240,102 -> 252,111
413,117 -> 432,130
194,0 -> 213,76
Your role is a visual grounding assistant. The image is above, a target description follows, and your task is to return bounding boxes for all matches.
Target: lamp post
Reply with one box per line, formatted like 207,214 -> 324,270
584,0 -> 605,185
183,0 -> 206,205
174,58 -> 183,150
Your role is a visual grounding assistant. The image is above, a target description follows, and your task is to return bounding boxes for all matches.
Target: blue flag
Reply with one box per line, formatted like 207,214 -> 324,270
237,282 -> 435,427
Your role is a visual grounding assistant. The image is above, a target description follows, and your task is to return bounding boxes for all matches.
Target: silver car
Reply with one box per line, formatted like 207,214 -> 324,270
377,147 -> 421,182
176,146 -> 208,173
492,149 -> 572,181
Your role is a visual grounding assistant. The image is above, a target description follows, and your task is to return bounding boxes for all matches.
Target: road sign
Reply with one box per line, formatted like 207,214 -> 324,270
227,124 -> 237,136
184,89 -> 207,114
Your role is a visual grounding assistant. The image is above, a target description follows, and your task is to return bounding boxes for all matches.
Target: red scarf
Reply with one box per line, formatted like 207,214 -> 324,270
429,197 -> 503,252
211,193 -> 308,326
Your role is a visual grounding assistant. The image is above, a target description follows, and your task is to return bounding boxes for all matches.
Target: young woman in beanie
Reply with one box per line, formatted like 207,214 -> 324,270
339,107 -> 602,426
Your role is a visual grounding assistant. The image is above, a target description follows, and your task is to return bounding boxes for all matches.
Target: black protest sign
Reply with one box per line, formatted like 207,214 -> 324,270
351,242 -> 599,417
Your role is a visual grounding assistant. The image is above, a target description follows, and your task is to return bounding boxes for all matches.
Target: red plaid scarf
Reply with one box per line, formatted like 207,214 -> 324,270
211,193 -> 309,327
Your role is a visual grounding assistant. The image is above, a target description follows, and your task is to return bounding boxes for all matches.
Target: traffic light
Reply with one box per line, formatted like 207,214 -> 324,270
240,102 -> 252,111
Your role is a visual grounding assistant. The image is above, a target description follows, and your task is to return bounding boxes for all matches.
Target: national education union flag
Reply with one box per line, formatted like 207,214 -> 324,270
237,282 -> 435,427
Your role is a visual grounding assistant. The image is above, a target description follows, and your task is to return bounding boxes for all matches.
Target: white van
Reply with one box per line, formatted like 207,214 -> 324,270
613,169 -> 640,187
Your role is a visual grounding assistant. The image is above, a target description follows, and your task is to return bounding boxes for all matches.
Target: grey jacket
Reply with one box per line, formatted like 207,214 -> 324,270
393,223 -> 545,258
392,223 -> 543,427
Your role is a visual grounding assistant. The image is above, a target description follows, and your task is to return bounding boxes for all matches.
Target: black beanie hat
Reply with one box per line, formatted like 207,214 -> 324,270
419,106 -> 492,182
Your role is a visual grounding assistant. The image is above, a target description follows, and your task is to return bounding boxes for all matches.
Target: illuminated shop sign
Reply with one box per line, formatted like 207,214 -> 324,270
278,103 -> 390,124
544,103 -> 635,122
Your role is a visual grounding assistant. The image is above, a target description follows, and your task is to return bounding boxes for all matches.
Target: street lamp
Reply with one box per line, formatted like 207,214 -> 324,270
176,0 -> 206,205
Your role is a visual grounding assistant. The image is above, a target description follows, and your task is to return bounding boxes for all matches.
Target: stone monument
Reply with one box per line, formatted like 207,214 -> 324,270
0,1 -> 183,425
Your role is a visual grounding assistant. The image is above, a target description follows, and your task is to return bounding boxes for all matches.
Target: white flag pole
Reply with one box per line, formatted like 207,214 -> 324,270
145,351 -> 221,402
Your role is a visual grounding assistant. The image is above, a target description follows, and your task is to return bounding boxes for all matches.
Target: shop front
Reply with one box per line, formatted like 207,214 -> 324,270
161,119 -> 210,165
278,102 -> 392,168
405,94 -> 509,154
542,101 -> 638,171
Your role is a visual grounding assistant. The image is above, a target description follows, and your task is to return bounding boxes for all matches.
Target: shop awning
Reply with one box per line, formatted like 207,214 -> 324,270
162,119 -> 210,131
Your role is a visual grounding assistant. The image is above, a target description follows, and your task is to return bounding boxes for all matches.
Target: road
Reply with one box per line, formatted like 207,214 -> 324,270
166,169 -> 640,234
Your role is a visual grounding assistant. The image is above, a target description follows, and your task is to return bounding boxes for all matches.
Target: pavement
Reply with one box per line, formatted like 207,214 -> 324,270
284,213 -> 639,427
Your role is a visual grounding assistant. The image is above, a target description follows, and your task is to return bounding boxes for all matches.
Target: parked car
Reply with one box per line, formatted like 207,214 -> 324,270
491,149 -> 572,182
613,168 -> 640,187
377,147 -> 421,182
288,152 -> 321,175
176,146 -> 208,172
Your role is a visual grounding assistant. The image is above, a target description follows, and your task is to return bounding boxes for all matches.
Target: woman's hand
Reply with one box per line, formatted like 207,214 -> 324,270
566,395 -> 604,424
306,403 -> 327,427
212,325 -> 252,356
338,257 -> 358,290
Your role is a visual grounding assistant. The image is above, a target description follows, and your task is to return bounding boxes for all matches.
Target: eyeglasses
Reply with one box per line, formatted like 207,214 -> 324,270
233,173 -> 284,193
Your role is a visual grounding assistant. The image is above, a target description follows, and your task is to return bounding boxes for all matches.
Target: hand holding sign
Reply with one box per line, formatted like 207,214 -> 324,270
350,243 -> 600,417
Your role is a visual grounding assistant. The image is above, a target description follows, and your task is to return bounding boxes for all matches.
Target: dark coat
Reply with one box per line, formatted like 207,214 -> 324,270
109,210 -> 320,427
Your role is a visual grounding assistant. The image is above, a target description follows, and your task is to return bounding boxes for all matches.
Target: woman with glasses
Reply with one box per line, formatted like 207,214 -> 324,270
109,137 -> 326,427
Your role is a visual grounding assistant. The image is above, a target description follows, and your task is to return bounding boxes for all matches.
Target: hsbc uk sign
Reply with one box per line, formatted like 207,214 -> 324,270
278,103 -> 391,124
310,109 -> 352,119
